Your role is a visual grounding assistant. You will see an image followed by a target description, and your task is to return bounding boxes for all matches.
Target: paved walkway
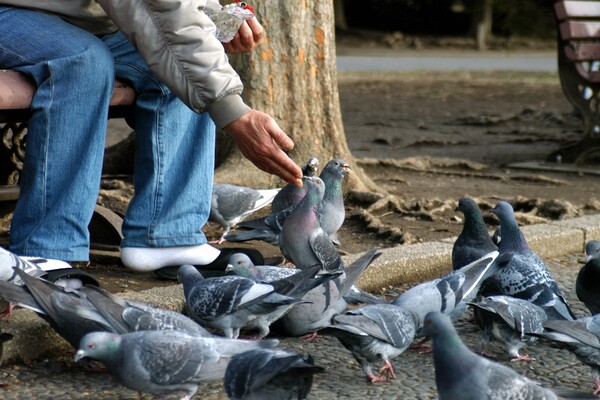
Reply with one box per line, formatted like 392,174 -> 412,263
0,251 -> 594,399
1,212 -> 600,398
336,48 -> 557,72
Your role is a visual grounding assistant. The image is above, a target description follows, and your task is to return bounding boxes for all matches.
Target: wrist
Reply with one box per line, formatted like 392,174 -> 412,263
206,95 -> 251,129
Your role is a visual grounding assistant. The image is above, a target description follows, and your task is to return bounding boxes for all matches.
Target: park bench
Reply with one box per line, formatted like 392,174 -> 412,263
551,0 -> 600,165
0,69 -> 133,257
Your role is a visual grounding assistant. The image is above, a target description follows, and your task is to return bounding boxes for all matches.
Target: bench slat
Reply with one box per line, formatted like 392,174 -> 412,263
0,70 -> 136,111
556,1 -> 600,20
0,70 -> 35,110
560,20 -> 600,39
564,42 -> 600,61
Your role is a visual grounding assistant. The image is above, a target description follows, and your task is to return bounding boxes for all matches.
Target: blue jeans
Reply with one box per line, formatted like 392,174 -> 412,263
0,7 -> 215,260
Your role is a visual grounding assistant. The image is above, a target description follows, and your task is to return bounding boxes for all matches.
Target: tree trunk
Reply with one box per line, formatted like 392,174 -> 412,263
216,0 -> 379,193
472,0 -> 493,50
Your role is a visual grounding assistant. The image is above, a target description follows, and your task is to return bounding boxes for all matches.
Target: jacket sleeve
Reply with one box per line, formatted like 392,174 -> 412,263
97,0 -> 251,128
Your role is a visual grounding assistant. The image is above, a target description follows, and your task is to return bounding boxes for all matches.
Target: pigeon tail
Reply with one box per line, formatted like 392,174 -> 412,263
338,249 -> 382,298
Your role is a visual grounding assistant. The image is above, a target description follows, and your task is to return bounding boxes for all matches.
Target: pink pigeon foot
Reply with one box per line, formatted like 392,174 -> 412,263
510,354 -> 535,362
0,303 -> 15,321
379,360 -> 396,380
367,373 -> 387,383
300,332 -> 322,340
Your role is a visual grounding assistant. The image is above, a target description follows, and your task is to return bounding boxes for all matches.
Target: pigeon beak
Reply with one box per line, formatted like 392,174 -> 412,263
74,349 -> 86,362
342,164 -> 351,174
225,264 -> 233,272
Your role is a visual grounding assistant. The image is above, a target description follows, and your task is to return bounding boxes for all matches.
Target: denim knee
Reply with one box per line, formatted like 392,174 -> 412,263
57,40 -> 115,93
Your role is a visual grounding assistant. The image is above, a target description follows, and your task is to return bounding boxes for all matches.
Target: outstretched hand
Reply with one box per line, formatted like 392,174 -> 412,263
224,110 -> 303,187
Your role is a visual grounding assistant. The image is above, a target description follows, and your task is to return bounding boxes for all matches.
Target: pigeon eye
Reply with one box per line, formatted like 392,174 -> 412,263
88,343 -> 95,349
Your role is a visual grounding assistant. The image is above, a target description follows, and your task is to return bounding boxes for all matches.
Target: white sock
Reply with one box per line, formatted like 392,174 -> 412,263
121,244 -> 221,272
20,256 -> 72,271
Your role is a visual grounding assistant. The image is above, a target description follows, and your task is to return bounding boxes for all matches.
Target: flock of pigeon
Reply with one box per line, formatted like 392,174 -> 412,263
1,156 -> 600,399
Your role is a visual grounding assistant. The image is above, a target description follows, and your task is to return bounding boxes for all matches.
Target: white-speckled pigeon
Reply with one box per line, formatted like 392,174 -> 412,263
0,246 -> 101,318
0,268 -> 213,348
479,201 -> 576,321
319,303 -> 418,383
536,314 -> 600,395
278,176 -> 344,272
271,156 -> 320,213
223,348 -> 324,400
468,294 -> 547,361
178,264 -> 335,339
392,251 -> 506,330
226,253 -> 383,305
209,183 -> 279,244
75,330 -> 279,399
423,311 -> 595,400
576,240 -> 600,315
276,248 -> 382,337
452,197 -> 498,270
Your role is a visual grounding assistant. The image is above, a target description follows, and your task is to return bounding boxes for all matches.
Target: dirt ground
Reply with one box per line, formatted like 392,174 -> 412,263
186,68 -> 600,273
4,39 -> 600,293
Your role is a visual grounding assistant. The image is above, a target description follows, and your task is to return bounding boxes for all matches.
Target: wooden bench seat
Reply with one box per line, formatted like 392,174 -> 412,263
550,0 -> 600,164
0,69 -> 134,256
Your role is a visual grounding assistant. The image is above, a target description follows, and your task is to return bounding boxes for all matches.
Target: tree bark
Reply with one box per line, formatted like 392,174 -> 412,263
216,0 -> 379,193
472,0 -> 493,50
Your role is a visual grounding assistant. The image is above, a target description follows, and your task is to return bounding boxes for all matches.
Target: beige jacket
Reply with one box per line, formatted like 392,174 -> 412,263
0,0 -> 250,128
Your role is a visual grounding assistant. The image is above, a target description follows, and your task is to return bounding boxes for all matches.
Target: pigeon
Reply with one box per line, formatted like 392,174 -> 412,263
585,240 -> 600,258
225,159 -> 350,246
468,295 -> 547,361
209,183 -> 280,244
226,253 -> 383,305
479,201 -> 576,321
178,264 -> 337,339
452,197 -> 498,270
0,268 -> 213,348
276,248 -> 382,337
0,246 -> 98,304
227,253 -> 297,281
278,176 -> 344,272
392,251 -> 506,330
576,241 -> 600,315
271,156 -> 320,213
319,303 -> 418,383
224,348 -> 324,400
535,314 -> 600,395
75,330 -> 279,399
423,311 -> 596,400
223,200 -> 296,246
317,158 -> 351,245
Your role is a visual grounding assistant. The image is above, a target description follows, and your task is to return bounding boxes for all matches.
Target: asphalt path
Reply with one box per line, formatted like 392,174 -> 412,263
336,50 -> 556,72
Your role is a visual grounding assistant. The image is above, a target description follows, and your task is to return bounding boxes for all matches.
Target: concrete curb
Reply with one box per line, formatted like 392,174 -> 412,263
2,213 -> 599,365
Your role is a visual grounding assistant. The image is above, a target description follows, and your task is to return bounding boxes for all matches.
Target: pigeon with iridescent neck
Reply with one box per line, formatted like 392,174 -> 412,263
271,156 -> 320,213
75,330 -> 279,399
479,201 -> 575,321
278,176 -> 343,272
576,240 -> 600,315
225,158 -> 350,246
452,197 -> 498,270
423,311 -> 595,400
